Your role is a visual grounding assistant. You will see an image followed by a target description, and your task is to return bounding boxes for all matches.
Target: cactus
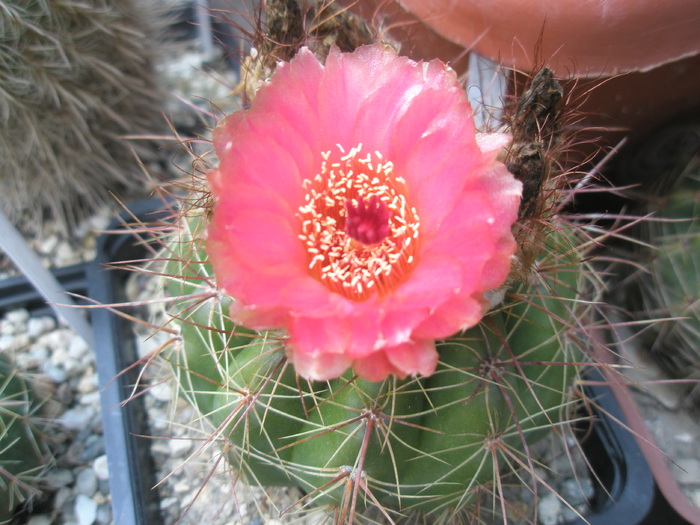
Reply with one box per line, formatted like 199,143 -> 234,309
157,214 -> 591,521
125,4 -> 605,522
632,156 -> 700,400
0,352 -> 50,523
0,0 -> 167,233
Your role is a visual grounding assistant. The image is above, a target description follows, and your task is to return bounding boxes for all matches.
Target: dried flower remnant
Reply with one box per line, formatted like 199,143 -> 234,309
207,45 -> 522,381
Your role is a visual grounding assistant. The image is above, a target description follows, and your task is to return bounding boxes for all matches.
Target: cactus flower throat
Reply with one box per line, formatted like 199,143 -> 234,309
298,144 -> 420,302
206,45 -> 522,381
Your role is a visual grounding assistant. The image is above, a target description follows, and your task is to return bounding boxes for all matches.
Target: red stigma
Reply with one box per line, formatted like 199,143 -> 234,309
345,196 -> 391,245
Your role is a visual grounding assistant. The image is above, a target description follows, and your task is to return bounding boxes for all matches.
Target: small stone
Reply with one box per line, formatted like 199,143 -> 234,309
62,357 -> 81,376
93,455 -> 109,481
38,235 -> 59,255
149,381 -> 172,403
42,361 -> 68,384
55,242 -> 75,265
538,492 -> 562,525
561,477 -> 594,506
0,332 -> 30,351
675,459 -> 700,484
75,468 -> 98,497
676,432 -> 693,443
161,496 -> 180,522
68,335 -> 90,359
691,489 -> 700,509
60,406 -> 95,431
44,330 -> 73,353
173,480 -> 190,494
74,494 -> 97,525
53,486 -> 73,512
168,438 -> 192,457
95,504 -> 112,525
79,391 -> 101,407
27,515 -> 53,525
76,434 -> 105,463
45,468 -> 74,489
97,479 -> 110,495
5,309 -> 30,327
0,334 -> 13,351
27,316 -> 56,338
77,371 -> 97,394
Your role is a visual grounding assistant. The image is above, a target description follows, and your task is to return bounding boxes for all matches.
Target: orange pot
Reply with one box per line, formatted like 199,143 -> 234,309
381,0 -> 700,76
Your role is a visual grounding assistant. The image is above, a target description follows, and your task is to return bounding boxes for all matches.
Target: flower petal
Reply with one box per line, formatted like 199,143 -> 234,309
206,45 -> 522,382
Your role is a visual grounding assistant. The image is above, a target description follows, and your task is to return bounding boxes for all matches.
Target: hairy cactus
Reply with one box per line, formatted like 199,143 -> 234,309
632,156 -> 700,399
0,0 -> 168,232
0,352 -> 50,523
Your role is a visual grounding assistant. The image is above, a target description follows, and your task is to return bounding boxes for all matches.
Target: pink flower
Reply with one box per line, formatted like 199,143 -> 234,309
207,45 -> 522,382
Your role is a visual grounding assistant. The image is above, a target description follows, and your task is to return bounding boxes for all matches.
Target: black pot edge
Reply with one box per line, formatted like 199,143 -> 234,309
87,199 -> 171,525
0,262 -> 89,317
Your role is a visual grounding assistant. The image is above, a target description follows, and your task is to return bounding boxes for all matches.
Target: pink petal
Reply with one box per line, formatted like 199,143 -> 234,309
384,340 -> 439,377
353,351 -> 400,382
412,295 -> 487,339
205,45 -> 523,382
287,346 -> 353,382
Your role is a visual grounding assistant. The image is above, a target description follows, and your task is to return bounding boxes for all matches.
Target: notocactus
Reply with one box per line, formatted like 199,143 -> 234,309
143,26 -> 598,523
0,352 -> 49,523
158,209 -> 591,520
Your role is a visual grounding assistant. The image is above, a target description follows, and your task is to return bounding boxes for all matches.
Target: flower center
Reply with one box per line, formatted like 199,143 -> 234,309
344,195 -> 391,246
297,144 -> 420,301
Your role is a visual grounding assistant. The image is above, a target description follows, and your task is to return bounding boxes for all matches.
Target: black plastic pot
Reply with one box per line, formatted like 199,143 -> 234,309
570,369 -> 656,525
86,201 -> 663,525
0,262 -> 88,317
87,199 -> 171,525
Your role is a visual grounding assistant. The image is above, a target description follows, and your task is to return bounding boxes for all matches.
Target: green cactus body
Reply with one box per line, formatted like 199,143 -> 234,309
637,158 -> 700,386
161,214 -> 587,519
0,353 -> 48,523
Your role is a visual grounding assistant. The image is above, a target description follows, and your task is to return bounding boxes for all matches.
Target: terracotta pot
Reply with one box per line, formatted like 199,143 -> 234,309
363,0 -> 700,77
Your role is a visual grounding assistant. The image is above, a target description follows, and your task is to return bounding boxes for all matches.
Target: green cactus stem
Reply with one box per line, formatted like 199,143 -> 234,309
0,352 -> 49,523
633,156 -> 700,399
157,213 -> 591,521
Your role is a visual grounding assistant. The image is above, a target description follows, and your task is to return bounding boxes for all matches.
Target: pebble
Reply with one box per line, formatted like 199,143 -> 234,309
42,361 -> 69,383
538,492 -> 562,525
168,437 -> 192,456
74,434 -> 105,463
75,468 -> 98,497
27,316 -> 56,338
74,494 -> 98,525
676,458 -> 700,484
93,455 -> 109,481
45,468 -> 74,490
60,405 -> 97,431
149,381 -> 173,402
96,504 -> 112,525
27,515 -> 52,525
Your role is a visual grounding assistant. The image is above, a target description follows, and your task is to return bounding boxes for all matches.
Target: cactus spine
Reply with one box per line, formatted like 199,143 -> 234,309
633,156 -> 700,400
0,0 -> 167,232
0,352 -> 49,523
